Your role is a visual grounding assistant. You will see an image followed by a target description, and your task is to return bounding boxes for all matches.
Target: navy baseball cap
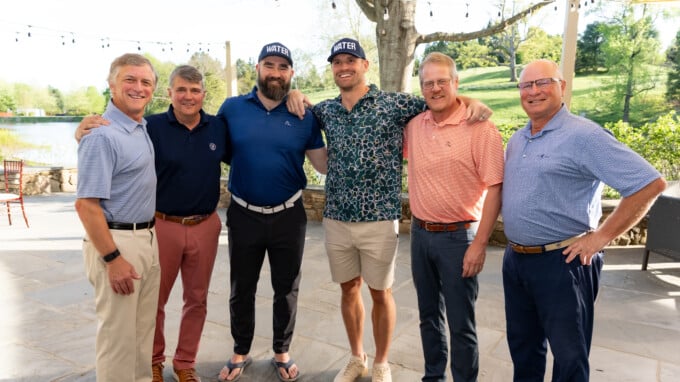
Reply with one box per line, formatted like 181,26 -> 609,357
327,38 -> 366,62
258,42 -> 293,66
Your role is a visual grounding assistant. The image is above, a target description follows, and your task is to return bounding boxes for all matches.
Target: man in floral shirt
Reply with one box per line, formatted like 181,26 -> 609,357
290,38 -> 491,382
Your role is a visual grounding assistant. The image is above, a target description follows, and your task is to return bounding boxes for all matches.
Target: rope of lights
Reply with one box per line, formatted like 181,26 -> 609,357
3,20 -> 225,54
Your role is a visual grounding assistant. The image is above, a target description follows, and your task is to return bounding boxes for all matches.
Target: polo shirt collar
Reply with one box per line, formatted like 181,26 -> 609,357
247,86 -> 289,111
521,103 -> 568,138
422,101 -> 468,127
165,104 -> 208,128
106,100 -> 146,133
332,83 -> 380,104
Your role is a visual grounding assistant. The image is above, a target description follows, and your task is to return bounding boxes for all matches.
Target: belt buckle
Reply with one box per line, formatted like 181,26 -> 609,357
424,221 -> 435,231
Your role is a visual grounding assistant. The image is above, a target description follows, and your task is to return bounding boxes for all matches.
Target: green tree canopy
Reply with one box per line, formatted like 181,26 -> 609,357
576,22 -> 607,74
666,29 -> 680,105
236,58 -> 256,95
517,27 -> 562,64
599,2 -> 661,122
189,52 -> 227,114
423,40 -> 497,70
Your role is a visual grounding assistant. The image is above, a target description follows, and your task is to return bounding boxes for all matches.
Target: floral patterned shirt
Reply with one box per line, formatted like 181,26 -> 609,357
312,84 -> 425,222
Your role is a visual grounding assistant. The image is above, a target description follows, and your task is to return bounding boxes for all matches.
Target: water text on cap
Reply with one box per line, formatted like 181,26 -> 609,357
333,40 -> 357,53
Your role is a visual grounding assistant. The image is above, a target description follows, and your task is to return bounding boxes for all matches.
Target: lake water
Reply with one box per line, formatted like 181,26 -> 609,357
0,122 -> 78,168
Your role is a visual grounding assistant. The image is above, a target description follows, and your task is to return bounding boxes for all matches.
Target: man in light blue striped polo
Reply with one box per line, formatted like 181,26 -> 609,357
75,53 -> 161,382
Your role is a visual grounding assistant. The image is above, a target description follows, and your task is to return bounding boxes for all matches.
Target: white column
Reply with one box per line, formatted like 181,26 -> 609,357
560,0 -> 580,109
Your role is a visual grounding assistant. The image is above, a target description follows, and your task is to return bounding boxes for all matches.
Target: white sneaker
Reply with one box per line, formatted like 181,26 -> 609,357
334,353 -> 368,382
372,362 -> 392,382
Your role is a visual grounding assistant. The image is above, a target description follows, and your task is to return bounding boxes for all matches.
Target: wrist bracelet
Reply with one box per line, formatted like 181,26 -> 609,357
103,249 -> 120,263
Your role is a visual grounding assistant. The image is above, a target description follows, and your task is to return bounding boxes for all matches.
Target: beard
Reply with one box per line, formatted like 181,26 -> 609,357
258,76 -> 290,101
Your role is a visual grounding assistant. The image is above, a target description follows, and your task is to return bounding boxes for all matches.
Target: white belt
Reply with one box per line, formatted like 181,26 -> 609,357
231,190 -> 302,215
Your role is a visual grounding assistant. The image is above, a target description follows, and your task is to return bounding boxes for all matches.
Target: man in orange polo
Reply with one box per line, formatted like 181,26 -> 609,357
404,52 -> 504,382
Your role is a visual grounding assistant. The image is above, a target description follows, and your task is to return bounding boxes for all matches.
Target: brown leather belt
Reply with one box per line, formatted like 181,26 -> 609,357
413,216 -> 475,232
107,218 -> 155,230
154,211 -> 211,226
509,234 -> 585,254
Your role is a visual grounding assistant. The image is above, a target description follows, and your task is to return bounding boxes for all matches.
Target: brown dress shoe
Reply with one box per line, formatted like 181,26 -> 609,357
152,363 -> 164,382
173,368 -> 201,382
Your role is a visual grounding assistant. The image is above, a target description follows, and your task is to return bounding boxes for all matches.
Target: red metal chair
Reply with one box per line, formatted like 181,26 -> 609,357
0,159 -> 29,227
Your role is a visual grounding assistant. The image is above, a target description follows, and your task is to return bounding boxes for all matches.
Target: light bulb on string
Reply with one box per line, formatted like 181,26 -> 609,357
15,32 -> 19,42
384,8 -> 389,20
27,25 -> 31,37
332,1 -> 336,9
465,3 -> 470,19
427,1 -> 432,17
71,32 -> 76,44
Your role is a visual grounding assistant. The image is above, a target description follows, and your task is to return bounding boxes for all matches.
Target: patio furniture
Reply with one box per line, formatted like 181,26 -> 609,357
642,182 -> 680,270
0,159 -> 30,227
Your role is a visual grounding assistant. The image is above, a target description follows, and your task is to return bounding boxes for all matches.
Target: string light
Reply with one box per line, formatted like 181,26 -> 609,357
427,1 -> 433,17
4,20 -> 224,57
331,1 -> 336,9
465,3 -> 469,19
384,7 -> 389,20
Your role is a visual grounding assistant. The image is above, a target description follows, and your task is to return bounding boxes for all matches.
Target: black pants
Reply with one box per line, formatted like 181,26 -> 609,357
226,198 -> 306,355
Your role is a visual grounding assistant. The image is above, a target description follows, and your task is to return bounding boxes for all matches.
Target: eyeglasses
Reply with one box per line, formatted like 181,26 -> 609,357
517,77 -> 561,91
421,78 -> 451,91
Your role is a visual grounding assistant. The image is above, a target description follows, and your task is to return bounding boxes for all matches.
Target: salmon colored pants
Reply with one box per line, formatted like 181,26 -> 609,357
152,212 -> 221,370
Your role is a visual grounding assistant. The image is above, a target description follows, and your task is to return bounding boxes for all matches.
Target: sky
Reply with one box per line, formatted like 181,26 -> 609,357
1,0 -> 678,92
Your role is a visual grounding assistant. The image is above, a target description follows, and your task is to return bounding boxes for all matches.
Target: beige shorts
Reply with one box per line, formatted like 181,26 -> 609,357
323,218 -> 399,290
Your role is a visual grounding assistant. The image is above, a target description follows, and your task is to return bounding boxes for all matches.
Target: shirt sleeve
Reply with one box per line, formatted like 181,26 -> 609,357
580,127 -> 661,197
76,133 -> 115,200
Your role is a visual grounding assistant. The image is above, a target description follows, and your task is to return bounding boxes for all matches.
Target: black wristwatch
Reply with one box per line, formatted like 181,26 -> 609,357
103,249 -> 121,263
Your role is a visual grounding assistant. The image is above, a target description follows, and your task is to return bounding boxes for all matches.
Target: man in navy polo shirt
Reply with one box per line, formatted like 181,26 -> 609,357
77,65 -> 230,382
216,42 -> 327,382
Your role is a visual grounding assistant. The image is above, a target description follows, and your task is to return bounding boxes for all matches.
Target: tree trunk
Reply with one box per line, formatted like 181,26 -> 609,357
509,46 -> 518,82
376,0 -> 418,92
623,64 -> 634,123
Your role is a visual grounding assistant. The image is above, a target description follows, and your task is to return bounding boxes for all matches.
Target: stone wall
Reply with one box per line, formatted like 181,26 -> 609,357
18,168 -> 647,246
1,166 -> 77,195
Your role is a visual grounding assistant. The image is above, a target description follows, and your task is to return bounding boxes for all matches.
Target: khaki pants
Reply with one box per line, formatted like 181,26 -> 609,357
83,227 -> 161,382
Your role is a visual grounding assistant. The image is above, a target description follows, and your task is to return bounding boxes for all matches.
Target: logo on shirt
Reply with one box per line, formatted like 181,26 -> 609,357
284,121 -> 292,128
209,143 -> 216,151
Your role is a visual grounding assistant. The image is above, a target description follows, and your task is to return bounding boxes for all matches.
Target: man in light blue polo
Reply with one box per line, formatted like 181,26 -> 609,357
75,53 -> 161,381
501,59 -> 666,381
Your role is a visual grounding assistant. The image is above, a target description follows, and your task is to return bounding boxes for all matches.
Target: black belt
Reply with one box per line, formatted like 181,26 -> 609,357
107,218 -> 155,230
413,216 -> 476,232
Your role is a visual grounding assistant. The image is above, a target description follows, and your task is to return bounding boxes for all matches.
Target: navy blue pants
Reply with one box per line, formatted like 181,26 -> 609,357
411,221 -> 479,382
226,198 -> 306,355
502,245 -> 604,382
